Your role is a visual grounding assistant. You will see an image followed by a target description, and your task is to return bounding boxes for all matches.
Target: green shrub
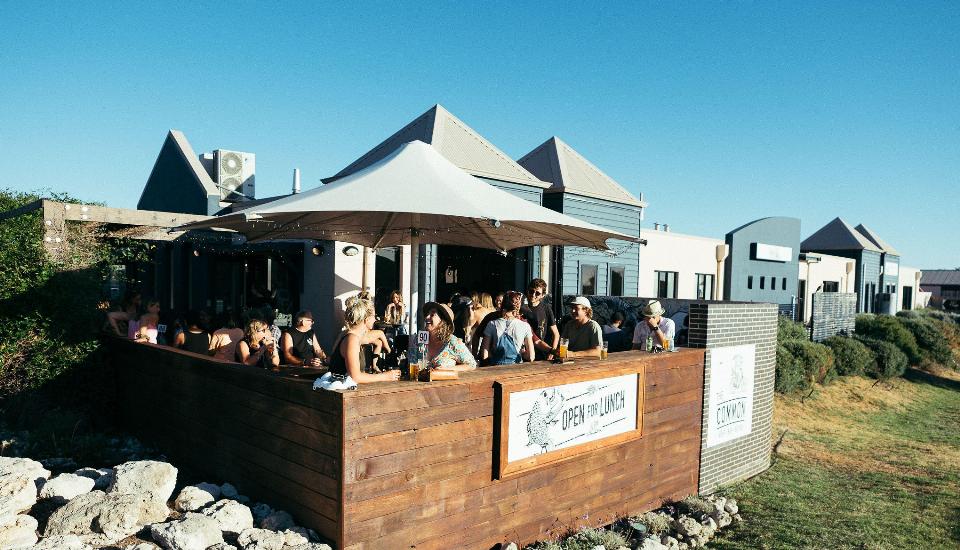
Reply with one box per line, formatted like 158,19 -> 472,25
855,314 -> 921,365
824,335 -> 875,376
896,309 -> 920,319
897,317 -> 953,365
856,337 -> 909,380
778,315 -> 809,342
783,339 -> 837,385
776,343 -> 805,394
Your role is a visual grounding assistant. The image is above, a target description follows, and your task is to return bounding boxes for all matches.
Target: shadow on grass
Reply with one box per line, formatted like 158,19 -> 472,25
903,368 -> 960,392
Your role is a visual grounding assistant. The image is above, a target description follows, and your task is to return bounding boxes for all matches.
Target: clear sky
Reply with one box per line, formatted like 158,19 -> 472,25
1,3 -> 957,268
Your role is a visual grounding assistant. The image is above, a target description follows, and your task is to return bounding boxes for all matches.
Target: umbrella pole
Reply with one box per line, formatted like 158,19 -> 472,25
408,226 -> 420,335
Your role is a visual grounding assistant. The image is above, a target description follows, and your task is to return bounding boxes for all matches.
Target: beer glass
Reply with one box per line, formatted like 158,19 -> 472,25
601,341 -> 609,360
558,338 -> 569,361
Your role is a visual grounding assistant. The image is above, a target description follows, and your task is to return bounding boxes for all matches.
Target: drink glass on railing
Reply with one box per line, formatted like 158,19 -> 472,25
601,341 -> 609,360
558,338 -> 569,361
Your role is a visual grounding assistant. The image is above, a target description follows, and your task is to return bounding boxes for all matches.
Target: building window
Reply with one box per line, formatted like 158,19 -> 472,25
580,264 -> 597,295
771,277 -> 777,290
655,271 -> 678,299
822,281 -> 839,292
696,273 -> 714,300
760,276 -> 765,290
747,276 -> 753,289
782,277 -> 788,291
610,266 -> 625,297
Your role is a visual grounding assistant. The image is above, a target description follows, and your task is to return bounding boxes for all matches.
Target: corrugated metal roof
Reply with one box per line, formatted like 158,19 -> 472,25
854,224 -> 900,255
921,270 -> 960,286
326,105 -> 549,188
801,217 -> 882,252
518,137 -> 646,207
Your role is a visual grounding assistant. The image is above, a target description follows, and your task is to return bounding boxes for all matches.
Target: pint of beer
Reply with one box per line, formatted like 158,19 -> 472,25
408,361 -> 420,381
601,341 -> 609,359
558,338 -> 569,361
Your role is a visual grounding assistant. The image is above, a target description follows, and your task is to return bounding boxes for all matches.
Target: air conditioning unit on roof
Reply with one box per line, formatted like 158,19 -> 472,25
214,149 -> 255,202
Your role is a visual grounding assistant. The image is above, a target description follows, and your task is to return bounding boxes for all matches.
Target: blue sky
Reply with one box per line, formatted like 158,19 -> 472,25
1,3 -> 957,268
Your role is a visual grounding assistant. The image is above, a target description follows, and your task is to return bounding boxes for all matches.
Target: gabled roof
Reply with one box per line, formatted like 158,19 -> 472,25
801,217 -> 882,252
325,104 -> 549,188
921,270 -> 960,286
854,224 -> 900,255
137,130 -> 220,214
517,137 -> 646,207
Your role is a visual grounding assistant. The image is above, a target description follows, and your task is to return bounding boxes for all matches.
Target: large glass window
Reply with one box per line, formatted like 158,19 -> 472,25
822,281 -> 839,292
580,264 -> 598,295
696,273 -> 714,300
656,271 -> 678,299
610,266 -> 625,297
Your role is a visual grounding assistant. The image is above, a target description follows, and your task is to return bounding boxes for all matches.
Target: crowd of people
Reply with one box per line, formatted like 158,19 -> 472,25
104,279 -> 677,386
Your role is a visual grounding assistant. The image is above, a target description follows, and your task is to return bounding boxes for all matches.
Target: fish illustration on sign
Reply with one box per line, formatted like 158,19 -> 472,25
526,388 -> 565,453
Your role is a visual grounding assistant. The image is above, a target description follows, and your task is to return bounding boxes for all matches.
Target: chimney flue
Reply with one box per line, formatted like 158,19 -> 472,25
653,223 -> 660,231
663,224 -> 670,232
292,168 -> 301,194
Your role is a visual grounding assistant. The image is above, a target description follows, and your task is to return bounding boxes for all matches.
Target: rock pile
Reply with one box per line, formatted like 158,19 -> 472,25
0,457 -> 332,550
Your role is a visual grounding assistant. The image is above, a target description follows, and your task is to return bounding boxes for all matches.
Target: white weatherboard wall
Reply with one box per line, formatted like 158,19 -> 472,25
797,253 -> 853,323
639,229 -> 723,299
898,266 -> 930,310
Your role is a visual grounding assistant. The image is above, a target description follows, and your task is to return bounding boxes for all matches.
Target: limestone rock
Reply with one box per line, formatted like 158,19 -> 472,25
0,514 -> 39,548
109,461 -> 177,503
282,528 -> 309,546
660,535 -> 680,550
44,490 -> 108,536
286,525 -> 317,542
259,509 -> 293,531
219,483 -> 239,500
201,499 -> 253,537
723,498 -> 739,515
712,496 -> 727,513
149,512 -> 223,550
710,509 -> 732,528
236,527 -> 285,550
173,485 -> 216,512
72,468 -> 101,481
94,468 -> 115,491
39,473 -> 96,501
0,457 -> 50,516
194,482 -> 221,500
674,517 -> 702,537
638,535 -> 668,550
23,533 -> 93,550
501,544 -> 519,550
96,492 -> 170,539
123,543 -> 161,550
207,544 -> 239,550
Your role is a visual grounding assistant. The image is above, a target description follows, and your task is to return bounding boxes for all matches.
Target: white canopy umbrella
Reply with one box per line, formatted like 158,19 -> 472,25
179,140 -> 639,333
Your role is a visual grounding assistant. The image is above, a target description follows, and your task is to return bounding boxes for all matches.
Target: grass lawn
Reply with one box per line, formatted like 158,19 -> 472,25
711,366 -> 960,550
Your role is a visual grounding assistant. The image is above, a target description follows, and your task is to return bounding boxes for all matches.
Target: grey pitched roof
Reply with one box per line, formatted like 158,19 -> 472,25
325,104 -> 549,188
169,130 -> 218,195
802,217 -> 883,252
920,270 -> 960,286
854,224 -> 900,255
137,130 -> 220,214
517,137 -> 646,207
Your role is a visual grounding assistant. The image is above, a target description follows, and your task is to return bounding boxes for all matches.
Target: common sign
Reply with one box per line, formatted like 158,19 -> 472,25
706,344 -> 755,447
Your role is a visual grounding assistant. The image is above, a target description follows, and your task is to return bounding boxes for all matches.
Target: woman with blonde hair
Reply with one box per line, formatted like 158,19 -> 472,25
329,298 -> 400,383
237,319 -> 280,369
383,290 -> 405,325
464,292 -> 494,343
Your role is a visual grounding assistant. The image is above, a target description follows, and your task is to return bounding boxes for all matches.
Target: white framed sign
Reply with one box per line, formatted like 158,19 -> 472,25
754,243 -> 793,262
706,344 -> 755,448
884,261 -> 899,277
496,368 -> 644,477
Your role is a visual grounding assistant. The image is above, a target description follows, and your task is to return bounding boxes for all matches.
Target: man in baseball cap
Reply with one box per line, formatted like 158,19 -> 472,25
558,296 -> 603,358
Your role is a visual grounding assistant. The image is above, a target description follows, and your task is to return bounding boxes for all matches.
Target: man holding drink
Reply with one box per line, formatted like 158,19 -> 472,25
632,300 -> 675,352
556,297 -> 603,359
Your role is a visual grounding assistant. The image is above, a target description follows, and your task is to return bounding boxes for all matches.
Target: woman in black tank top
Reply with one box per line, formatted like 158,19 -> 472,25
175,310 -> 211,356
336,297 -> 400,383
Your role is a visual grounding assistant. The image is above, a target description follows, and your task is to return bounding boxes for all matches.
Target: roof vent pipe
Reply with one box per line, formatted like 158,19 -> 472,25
293,168 -> 301,194
663,224 -> 670,232
653,223 -> 660,231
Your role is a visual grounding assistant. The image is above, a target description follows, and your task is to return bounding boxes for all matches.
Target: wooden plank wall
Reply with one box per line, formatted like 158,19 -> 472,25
109,338 -> 344,544
340,349 -> 704,550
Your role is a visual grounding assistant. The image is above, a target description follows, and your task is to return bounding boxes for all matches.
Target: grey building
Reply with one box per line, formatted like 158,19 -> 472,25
518,137 -> 646,298
801,217 -> 900,314
723,217 -> 801,314
920,270 -> 960,310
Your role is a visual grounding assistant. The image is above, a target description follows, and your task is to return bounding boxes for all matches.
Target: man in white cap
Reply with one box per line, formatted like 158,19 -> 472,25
558,297 -> 603,358
633,299 -> 675,351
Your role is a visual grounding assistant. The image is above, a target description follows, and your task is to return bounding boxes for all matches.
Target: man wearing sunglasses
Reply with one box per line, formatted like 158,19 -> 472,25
520,278 -> 559,361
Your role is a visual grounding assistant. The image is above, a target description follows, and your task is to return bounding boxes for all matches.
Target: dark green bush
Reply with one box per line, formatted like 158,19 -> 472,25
855,314 -> 921,365
856,337 -> 909,380
783,339 -> 837,385
823,335 -> 875,376
778,315 -> 808,342
897,317 -> 953,365
776,344 -> 805,394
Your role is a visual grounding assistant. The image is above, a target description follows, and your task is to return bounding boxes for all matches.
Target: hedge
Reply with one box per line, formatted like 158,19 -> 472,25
782,339 -> 836,386
776,343 -> 805,394
823,335 -> 875,377
897,317 -> 953,365
855,314 -> 921,365
778,315 -> 809,342
856,336 -> 909,380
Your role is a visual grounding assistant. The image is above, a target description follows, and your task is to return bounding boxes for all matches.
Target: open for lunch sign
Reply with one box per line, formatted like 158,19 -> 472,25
494,366 -> 645,478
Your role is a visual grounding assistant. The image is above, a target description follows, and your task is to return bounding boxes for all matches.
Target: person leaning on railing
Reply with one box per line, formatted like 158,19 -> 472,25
422,301 -> 476,371
237,319 -> 280,369
330,298 -> 400,383
557,297 -> 603,359
281,310 -> 327,367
